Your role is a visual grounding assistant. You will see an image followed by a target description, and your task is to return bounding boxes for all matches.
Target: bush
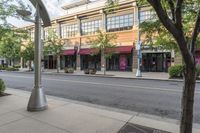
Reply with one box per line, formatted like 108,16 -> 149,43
196,67 -> 200,77
0,79 -> 6,94
64,67 -> 74,73
84,68 -> 96,75
89,68 -> 97,75
5,67 -> 19,71
0,65 -> 6,70
168,65 -> 184,78
84,69 -> 89,74
14,65 -> 21,69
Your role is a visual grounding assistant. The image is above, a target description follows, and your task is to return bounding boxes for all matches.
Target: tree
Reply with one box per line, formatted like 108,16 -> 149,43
21,39 -> 34,71
138,0 -> 200,132
44,29 -> 64,73
88,30 -> 117,75
0,29 -> 22,66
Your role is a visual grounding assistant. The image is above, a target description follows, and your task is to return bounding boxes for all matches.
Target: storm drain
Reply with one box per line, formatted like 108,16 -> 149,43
118,123 -> 171,133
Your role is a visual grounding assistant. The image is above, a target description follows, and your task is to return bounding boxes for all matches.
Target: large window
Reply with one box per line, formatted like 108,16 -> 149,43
107,14 -> 134,32
140,10 -> 154,22
81,20 -> 101,35
61,24 -> 78,38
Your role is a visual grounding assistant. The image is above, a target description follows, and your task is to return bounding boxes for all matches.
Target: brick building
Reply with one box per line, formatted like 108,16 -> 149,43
21,0 -> 176,72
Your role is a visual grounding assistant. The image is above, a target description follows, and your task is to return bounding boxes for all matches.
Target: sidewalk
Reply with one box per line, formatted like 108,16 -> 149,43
19,68 -> 179,81
1,88 -> 200,133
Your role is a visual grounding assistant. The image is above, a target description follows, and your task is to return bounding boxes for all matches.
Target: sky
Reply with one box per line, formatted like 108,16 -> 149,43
8,0 -> 85,27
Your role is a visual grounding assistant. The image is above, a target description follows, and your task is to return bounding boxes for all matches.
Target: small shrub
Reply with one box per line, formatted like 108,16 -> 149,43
0,79 -> 6,94
5,67 -> 19,71
89,68 -> 97,75
84,69 -> 89,74
14,65 -> 21,69
168,65 -> 184,78
64,67 -> 74,73
196,67 -> 200,77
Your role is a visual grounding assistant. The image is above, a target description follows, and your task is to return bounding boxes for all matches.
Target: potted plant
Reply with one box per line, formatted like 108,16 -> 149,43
64,67 -> 74,73
89,68 -> 97,75
84,69 -> 89,74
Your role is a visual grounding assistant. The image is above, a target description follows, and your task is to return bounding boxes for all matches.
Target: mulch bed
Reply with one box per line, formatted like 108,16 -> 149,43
0,93 -> 11,97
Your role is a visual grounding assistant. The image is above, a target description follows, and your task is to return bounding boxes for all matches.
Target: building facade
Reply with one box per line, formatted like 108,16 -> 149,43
22,0 -> 176,72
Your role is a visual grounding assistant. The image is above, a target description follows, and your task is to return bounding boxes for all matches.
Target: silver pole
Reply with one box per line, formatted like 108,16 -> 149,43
27,4 -> 48,111
136,6 -> 142,77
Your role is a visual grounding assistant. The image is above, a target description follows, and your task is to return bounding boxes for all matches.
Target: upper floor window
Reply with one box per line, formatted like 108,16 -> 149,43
61,24 -> 78,38
81,20 -> 101,35
107,14 -> 134,32
140,10 -> 154,22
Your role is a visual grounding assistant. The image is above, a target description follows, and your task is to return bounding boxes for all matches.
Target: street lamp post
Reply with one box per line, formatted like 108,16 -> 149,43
27,4 -> 47,111
17,0 -> 51,112
136,6 -> 142,77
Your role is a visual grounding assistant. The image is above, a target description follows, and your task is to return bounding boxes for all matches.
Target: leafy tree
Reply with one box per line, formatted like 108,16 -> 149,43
21,39 -> 34,70
88,30 -> 117,75
137,0 -> 200,132
44,29 -> 64,73
0,29 -> 22,66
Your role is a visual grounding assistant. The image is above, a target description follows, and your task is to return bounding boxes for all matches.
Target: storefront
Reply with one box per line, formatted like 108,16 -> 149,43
44,55 -> 57,69
106,46 -> 133,71
196,49 -> 200,67
79,48 -> 101,70
63,49 -> 76,69
142,52 -> 171,72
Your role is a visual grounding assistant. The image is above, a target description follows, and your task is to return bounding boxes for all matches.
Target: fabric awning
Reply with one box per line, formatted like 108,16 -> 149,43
106,46 -> 133,54
79,48 -> 99,55
63,49 -> 75,55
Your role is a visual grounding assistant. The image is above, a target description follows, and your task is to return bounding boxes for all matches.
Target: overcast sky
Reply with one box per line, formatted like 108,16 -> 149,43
8,0 -> 88,27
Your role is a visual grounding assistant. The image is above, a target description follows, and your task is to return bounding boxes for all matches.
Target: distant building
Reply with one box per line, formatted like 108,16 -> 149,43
21,0 -> 178,72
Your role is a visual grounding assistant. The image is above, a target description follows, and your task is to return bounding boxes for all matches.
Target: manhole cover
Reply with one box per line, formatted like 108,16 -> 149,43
118,123 -> 171,133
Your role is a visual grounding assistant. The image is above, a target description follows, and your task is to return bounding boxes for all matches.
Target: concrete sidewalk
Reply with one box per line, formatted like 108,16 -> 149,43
1,88 -> 200,133
19,68 -> 179,81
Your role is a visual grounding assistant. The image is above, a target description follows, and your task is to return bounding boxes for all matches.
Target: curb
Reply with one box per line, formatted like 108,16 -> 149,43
3,70 -> 200,83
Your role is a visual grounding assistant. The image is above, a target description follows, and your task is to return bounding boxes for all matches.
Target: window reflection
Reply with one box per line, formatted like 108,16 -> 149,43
107,14 -> 134,32
81,20 -> 101,35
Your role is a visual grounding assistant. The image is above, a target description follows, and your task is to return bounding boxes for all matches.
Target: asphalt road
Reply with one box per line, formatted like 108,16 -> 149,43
0,71 -> 200,123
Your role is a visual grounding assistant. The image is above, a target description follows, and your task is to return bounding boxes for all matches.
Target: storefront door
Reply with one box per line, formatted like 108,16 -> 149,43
142,53 -> 171,72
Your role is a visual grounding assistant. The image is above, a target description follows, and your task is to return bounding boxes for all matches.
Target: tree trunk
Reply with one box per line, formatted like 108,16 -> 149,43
104,56 -> 106,75
57,55 -> 60,73
28,61 -> 31,71
180,65 -> 196,133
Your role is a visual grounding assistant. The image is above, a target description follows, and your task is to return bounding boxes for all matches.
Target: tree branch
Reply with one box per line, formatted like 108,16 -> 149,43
167,0 -> 175,22
175,0 -> 183,29
191,10 -> 200,54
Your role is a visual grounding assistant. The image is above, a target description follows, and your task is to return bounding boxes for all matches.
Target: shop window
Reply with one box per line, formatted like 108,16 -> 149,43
61,24 -> 78,38
107,13 -> 134,32
81,19 -> 101,35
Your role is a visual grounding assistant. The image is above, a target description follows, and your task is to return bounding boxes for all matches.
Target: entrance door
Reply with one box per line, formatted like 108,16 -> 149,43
142,53 -> 170,72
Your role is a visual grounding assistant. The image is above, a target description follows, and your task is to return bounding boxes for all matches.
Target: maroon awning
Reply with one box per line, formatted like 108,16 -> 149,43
106,46 -> 133,54
79,48 -> 99,55
63,49 -> 75,55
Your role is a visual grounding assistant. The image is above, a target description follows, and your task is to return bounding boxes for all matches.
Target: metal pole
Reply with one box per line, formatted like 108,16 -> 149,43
136,6 -> 142,77
27,3 -> 48,111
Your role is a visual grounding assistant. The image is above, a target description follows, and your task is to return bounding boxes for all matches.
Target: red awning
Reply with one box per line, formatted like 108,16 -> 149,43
79,48 -> 99,55
63,49 -> 75,55
106,46 -> 133,54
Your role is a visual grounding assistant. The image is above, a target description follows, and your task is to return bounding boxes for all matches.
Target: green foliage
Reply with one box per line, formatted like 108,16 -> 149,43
196,67 -> 200,77
5,66 -> 19,71
21,40 -> 34,62
64,67 -> 74,73
139,0 -> 200,51
0,79 -> 6,94
0,28 -> 27,63
44,29 -> 64,57
168,65 -> 184,78
105,0 -> 119,14
88,30 -> 117,59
